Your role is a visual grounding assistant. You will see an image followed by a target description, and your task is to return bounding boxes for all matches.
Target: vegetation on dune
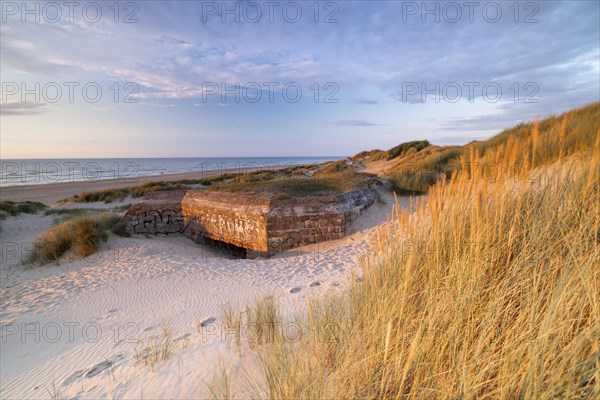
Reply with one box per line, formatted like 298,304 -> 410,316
27,213 -> 123,264
69,179 -> 204,203
385,146 -> 462,195
352,139 -> 463,195
360,102 -> 600,196
352,148 -> 387,162
0,200 -> 47,219
353,140 -> 431,163
207,171 -> 375,198
209,102 -> 600,398
134,322 -> 174,372
314,159 -> 352,175
73,188 -> 131,203
43,205 -> 131,226
386,140 -> 431,160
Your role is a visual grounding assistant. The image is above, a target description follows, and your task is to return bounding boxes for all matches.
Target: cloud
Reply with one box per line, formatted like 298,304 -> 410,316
354,99 -> 379,105
329,120 -> 384,127
0,102 -> 49,116
1,1 -> 598,157
1,1 -> 597,108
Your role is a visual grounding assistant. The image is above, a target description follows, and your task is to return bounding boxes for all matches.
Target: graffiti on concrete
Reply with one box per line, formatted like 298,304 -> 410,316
132,209 -> 185,235
187,212 -> 263,245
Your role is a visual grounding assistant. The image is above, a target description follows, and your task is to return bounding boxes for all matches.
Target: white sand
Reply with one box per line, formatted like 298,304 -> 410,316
0,190 -> 411,399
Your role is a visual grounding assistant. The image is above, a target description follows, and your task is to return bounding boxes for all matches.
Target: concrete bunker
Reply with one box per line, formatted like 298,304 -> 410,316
122,188 -> 378,257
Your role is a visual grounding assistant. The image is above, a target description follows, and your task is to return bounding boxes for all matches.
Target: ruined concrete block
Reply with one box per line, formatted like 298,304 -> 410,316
121,187 -> 378,255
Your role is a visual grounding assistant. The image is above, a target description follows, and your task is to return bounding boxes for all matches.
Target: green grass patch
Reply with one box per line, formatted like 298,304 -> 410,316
0,200 -> 47,216
207,171 -> 374,198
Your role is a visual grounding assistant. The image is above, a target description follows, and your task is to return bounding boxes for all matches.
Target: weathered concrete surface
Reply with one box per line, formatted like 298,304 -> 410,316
182,191 -> 270,252
266,189 -> 379,252
122,188 -> 378,255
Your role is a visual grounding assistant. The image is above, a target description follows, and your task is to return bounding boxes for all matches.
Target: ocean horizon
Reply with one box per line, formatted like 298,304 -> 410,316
0,156 -> 343,187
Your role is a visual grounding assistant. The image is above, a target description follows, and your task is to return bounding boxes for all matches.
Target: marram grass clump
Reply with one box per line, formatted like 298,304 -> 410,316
28,213 -> 121,264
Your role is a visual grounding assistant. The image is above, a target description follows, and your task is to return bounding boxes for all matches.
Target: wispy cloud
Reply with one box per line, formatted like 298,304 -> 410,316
329,120 -> 384,127
0,102 -> 49,116
354,99 -> 379,105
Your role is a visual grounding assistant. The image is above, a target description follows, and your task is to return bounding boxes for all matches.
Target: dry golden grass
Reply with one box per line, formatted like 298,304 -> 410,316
230,103 -> 600,399
28,213 -> 121,264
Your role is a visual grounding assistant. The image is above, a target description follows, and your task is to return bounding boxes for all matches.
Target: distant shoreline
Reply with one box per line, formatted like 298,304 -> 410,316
0,164 -> 334,205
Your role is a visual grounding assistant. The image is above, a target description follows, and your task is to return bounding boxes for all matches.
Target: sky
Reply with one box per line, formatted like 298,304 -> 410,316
1,0 -> 599,158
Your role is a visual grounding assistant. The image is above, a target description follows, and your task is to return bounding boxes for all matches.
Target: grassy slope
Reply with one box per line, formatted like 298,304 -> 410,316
357,102 -> 600,196
237,102 -> 600,399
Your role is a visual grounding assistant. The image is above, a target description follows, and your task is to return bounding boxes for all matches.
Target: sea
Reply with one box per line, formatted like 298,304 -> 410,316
0,157 -> 343,187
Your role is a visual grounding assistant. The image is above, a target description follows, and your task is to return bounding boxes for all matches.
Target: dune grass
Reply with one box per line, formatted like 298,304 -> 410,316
46,379 -> 67,400
386,140 -> 431,160
134,322 -> 174,372
207,171 -> 374,198
27,213 -> 122,264
215,103 -> 600,399
0,200 -> 47,219
58,179 -> 207,204
386,146 -> 463,195
372,102 -> 599,196
207,361 -> 236,400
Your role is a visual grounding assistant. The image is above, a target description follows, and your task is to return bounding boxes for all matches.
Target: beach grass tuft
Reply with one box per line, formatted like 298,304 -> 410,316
27,213 -> 121,264
0,200 -> 47,217
134,322 -> 174,372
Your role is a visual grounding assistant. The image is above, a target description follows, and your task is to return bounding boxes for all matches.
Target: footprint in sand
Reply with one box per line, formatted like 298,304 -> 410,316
175,333 -> 191,342
84,360 -> 113,379
200,317 -> 217,327
290,286 -> 302,294
63,354 -> 126,386
62,370 -> 85,386
309,281 -> 321,287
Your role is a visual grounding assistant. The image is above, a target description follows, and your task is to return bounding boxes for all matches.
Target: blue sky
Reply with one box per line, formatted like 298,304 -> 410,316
1,0 -> 598,158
